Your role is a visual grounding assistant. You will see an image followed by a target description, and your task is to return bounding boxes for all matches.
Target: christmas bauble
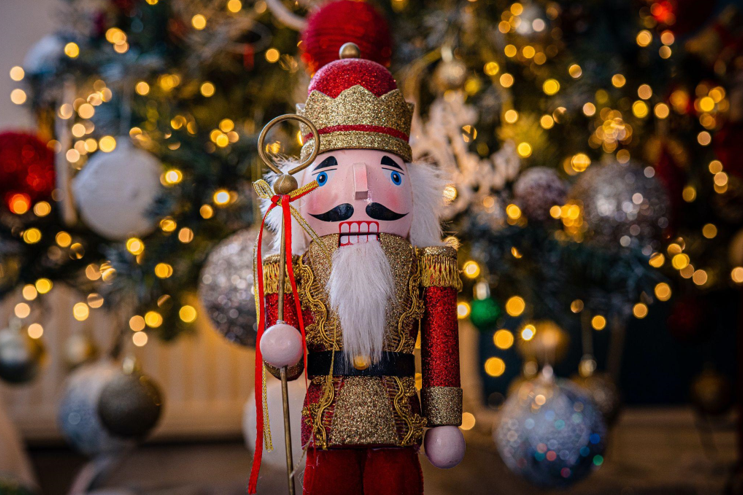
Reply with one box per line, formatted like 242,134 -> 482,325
23,34 -> 65,75
690,368 -> 733,416
516,320 -> 569,366
714,123 -> 743,180
72,141 -> 162,240
569,161 -> 670,252
0,132 -> 55,215
63,332 -> 99,369
199,229 -> 260,347
97,369 -> 163,439
495,375 -> 607,488
469,298 -> 502,331
513,167 -> 567,222
58,361 -> 134,456
301,0 -> 392,74
0,323 -> 45,385
667,295 -> 716,343
571,372 -> 621,426
244,378 -> 305,471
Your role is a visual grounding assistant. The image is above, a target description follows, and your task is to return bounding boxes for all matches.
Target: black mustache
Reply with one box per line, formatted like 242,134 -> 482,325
365,203 -> 408,221
309,204 -> 354,222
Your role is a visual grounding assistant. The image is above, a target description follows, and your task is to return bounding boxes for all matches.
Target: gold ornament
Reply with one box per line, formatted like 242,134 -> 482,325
339,42 -> 360,59
516,320 -> 569,366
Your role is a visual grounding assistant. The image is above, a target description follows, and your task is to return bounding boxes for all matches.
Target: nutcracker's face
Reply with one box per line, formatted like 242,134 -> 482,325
300,149 -> 413,246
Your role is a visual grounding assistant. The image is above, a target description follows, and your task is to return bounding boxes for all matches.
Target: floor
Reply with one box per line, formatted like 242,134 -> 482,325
28,409 -> 739,495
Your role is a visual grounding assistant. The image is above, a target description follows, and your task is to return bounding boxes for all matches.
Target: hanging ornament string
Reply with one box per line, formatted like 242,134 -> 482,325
249,114 -> 326,495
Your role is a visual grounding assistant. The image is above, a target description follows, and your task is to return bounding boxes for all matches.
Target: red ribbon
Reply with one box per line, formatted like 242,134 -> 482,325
249,187 -> 316,494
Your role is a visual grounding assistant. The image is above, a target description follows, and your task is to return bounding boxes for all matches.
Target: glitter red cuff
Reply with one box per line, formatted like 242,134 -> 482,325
420,286 -> 460,389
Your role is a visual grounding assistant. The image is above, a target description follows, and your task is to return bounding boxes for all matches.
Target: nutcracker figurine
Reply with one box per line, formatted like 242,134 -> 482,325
252,43 -> 465,495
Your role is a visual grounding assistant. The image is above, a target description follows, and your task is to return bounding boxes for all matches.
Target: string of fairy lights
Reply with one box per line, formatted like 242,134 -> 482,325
3,0 -> 292,349
3,0 -> 741,369
440,1 -> 741,381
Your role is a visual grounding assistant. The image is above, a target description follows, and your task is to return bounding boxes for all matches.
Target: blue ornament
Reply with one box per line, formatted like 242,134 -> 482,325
494,374 -> 606,488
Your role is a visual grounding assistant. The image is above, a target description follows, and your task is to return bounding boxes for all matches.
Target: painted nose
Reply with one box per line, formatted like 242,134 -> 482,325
353,163 -> 369,200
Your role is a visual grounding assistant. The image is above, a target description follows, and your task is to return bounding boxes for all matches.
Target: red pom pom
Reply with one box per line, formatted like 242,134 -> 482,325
0,132 -> 55,214
301,0 -> 392,74
308,58 -> 397,98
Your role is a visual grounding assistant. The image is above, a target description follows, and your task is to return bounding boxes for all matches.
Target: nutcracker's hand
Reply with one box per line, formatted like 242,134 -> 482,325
424,425 -> 466,469
260,323 -> 303,368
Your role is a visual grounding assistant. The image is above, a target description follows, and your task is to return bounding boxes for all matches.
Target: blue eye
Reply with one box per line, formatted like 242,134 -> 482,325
317,172 -> 328,186
389,171 -> 403,186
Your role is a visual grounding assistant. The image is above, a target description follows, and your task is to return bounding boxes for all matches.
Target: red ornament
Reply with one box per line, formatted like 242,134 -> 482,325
308,58 -> 397,97
301,0 -> 392,75
0,132 -> 55,214
652,141 -> 686,230
714,123 -> 743,179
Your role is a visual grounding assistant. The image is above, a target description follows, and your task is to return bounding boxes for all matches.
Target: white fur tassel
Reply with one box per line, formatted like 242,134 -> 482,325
408,161 -> 449,248
259,160 -> 311,254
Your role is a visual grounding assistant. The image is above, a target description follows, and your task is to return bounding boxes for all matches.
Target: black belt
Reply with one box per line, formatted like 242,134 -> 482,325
307,351 -> 415,378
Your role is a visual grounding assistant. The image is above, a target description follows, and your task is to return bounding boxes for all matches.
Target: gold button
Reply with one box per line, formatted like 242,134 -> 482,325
353,355 -> 371,370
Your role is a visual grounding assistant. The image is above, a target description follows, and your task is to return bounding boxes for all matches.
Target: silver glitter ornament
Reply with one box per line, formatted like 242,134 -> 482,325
569,161 -> 670,251
57,360 -> 134,456
495,373 -> 607,488
571,372 -> 621,426
513,167 -> 567,222
97,363 -> 163,439
199,229 -> 260,347
0,320 -> 45,385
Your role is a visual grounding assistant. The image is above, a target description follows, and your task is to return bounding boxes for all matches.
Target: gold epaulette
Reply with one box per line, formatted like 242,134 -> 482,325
418,246 -> 462,291
262,254 -> 301,294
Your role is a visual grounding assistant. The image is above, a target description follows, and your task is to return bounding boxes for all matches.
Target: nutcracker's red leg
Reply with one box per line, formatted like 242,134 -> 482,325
362,447 -> 423,495
303,448 -> 364,495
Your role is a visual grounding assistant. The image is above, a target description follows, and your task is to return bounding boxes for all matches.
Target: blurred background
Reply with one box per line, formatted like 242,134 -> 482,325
0,0 -> 740,494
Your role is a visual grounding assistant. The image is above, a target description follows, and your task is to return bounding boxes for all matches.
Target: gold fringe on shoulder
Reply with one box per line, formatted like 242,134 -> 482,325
418,246 -> 462,290
262,254 -> 301,294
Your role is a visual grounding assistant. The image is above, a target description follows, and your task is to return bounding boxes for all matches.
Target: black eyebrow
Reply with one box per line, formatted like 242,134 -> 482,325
313,156 -> 338,172
381,156 -> 403,170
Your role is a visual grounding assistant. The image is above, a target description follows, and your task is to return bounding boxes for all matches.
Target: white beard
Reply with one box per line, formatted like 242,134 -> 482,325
326,241 -> 395,365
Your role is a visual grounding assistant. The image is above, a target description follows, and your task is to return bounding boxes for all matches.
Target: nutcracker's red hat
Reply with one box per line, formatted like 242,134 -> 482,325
297,44 -> 414,162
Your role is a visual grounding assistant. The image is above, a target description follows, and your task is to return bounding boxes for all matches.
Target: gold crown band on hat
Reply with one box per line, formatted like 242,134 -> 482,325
297,85 -> 414,162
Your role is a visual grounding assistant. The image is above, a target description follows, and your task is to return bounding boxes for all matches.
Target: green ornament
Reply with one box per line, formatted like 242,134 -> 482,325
0,477 -> 35,495
469,298 -> 502,331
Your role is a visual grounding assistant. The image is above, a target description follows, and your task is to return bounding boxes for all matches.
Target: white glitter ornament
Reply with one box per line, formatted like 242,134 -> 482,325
243,378 -> 305,470
72,141 -> 162,240
411,91 -> 520,218
23,35 -> 65,76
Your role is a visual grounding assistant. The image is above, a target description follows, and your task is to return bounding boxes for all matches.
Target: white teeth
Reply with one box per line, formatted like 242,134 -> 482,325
350,234 -> 358,244
350,223 -> 359,233
341,223 -> 349,233
370,223 -> 379,233
360,223 -> 368,242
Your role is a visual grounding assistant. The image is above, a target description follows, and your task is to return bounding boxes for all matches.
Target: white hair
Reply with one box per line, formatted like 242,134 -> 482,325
326,241 -> 394,364
259,160 -> 311,254
259,159 -> 448,253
